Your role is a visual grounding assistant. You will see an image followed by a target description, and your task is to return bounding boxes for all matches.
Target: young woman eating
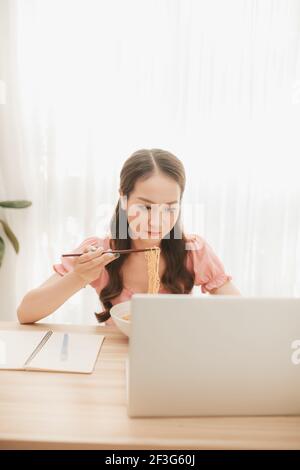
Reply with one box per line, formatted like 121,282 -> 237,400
17,148 -> 240,325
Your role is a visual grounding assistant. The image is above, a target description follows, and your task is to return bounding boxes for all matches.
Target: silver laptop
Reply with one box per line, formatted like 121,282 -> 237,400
126,294 -> 300,417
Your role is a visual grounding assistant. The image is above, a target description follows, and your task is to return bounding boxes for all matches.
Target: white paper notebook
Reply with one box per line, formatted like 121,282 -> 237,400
0,329 -> 105,374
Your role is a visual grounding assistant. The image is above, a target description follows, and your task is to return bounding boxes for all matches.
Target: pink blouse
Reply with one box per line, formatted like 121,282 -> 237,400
53,234 -> 232,326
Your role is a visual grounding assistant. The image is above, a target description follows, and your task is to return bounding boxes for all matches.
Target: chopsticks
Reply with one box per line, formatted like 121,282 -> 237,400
62,248 -> 156,257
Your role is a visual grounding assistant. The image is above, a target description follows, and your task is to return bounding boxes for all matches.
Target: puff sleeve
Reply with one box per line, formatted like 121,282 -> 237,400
187,234 -> 233,294
52,236 -> 105,288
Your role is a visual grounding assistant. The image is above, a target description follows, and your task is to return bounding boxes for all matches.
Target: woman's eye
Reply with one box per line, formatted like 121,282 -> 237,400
138,205 -> 178,212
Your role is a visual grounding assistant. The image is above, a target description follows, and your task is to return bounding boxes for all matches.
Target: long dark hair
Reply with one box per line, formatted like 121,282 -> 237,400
94,148 -> 195,323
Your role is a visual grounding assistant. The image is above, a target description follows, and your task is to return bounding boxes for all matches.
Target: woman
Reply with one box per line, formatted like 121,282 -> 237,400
17,148 -> 240,325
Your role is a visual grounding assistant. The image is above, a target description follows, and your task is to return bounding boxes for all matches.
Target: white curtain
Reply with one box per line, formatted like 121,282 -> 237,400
1,0 -> 300,323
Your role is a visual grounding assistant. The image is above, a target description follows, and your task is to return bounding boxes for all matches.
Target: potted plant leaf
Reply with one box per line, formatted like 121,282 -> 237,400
0,200 -> 32,267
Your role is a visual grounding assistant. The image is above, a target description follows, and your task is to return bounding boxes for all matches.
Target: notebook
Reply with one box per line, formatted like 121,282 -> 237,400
0,329 -> 105,374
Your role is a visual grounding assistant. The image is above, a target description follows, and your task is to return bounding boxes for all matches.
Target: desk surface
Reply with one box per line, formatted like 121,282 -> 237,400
0,321 -> 299,450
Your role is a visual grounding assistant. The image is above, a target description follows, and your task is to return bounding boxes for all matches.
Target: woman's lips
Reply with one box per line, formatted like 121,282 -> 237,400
148,231 -> 161,236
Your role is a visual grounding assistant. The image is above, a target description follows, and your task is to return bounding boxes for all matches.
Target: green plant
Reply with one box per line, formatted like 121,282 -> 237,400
0,200 -> 32,267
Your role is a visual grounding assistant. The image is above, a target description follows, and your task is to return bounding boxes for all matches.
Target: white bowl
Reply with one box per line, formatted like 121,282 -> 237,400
110,300 -> 131,337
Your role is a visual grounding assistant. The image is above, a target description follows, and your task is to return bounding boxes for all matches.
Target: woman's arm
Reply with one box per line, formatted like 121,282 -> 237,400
17,271 -> 87,324
209,280 -> 241,295
17,245 -> 119,324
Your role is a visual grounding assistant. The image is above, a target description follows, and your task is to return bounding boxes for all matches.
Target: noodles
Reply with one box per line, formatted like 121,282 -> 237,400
121,246 -> 161,322
144,246 -> 161,294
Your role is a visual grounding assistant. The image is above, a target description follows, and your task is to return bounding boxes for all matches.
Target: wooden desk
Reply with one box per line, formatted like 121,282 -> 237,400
0,321 -> 299,450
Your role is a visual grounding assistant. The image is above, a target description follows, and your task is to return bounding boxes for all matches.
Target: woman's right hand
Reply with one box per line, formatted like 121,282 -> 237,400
73,245 -> 120,285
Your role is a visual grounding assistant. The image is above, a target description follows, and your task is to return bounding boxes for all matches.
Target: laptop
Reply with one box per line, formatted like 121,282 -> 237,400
126,294 -> 300,417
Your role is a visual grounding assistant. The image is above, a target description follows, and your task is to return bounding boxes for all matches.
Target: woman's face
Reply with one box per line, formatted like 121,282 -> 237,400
120,173 -> 181,243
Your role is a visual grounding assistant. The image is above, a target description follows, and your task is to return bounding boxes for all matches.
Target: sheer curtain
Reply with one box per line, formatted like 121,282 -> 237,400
0,0 -> 300,322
